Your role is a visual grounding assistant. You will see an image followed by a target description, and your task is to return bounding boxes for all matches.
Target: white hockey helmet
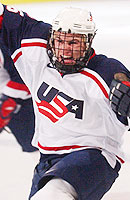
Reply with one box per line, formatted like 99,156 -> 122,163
52,7 -> 96,36
48,7 -> 96,74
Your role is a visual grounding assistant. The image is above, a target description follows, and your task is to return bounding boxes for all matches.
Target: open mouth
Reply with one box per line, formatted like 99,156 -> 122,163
60,56 -> 75,65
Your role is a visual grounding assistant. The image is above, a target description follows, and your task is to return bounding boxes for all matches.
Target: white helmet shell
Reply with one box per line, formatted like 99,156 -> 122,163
52,7 -> 96,35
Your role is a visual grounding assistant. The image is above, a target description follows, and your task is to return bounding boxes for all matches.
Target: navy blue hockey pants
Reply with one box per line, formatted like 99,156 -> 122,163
29,149 -> 121,200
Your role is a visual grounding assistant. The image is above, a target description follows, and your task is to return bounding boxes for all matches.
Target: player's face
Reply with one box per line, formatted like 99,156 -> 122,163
53,31 -> 86,65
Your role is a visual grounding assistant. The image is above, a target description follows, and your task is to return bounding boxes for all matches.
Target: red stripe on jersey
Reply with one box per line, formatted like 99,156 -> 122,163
37,98 -> 68,117
116,155 -> 125,164
38,142 -> 125,164
36,97 -> 68,123
80,71 -> 109,99
89,50 -> 96,61
122,81 -> 130,87
7,81 -> 30,94
38,142 -> 87,151
38,108 -> 58,123
0,14 -> 3,29
13,51 -> 22,63
21,42 -> 47,48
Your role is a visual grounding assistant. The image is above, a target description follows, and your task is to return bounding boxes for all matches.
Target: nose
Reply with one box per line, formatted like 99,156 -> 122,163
64,42 -> 72,52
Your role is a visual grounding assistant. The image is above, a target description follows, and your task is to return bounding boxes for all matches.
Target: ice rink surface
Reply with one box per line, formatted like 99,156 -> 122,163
0,0 -> 130,199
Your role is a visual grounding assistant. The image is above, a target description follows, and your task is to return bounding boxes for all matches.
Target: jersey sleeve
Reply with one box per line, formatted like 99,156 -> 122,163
88,54 -> 130,126
0,3 -> 51,96
0,4 -> 51,54
89,54 -> 130,87
102,58 -> 130,126
103,58 -> 130,86
0,39 -> 31,99
0,41 -> 10,92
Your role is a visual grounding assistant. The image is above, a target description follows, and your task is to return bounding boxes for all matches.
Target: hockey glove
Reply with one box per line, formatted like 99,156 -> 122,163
109,79 -> 130,117
0,94 -> 19,133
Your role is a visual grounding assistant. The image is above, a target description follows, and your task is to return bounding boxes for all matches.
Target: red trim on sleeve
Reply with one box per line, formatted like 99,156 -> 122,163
21,42 -> 47,48
122,81 -> 130,87
7,81 -> 30,94
116,155 -> 125,164
80,71 -> 109,99
89,49 -> 96,61
13,42 -> 47,63
0,14 -> 3,29
13,51 -> 22,63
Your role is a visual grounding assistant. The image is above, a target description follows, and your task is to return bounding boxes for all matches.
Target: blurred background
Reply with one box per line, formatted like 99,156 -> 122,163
0,0 -> 130,199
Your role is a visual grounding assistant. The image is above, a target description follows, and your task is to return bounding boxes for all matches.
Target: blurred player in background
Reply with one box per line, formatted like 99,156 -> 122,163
0,3 -> 130,200
0,40 -> 37,152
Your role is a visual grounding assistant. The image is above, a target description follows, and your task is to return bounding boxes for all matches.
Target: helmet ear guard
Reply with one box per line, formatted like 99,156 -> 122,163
47,7 -> 96,74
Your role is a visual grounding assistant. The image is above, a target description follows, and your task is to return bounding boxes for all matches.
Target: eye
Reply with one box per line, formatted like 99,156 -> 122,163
58,39 -> 63,43
55,37 -> 64,43
68,40 -> 79,45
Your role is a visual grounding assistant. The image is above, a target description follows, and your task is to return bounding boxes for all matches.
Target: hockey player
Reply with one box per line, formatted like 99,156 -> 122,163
0,40 -> 37,152
0,4 -> 130,200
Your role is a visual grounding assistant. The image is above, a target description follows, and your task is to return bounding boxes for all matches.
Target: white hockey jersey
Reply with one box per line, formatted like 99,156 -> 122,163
0,4 -> 129,167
